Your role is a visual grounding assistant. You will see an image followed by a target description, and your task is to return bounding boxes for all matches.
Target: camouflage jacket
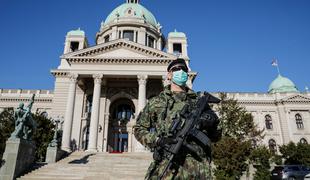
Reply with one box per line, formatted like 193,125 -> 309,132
133,85 -> 220,179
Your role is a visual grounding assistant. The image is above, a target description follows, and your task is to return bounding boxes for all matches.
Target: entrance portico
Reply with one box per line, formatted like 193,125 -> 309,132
57,70 -> 170,152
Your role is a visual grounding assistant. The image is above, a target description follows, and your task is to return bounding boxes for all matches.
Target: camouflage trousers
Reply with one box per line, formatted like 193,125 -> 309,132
145,156 -> 211,180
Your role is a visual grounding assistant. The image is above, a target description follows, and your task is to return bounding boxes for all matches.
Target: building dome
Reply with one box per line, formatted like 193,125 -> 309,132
104,3 -> 157,27
268,75 -> 299,93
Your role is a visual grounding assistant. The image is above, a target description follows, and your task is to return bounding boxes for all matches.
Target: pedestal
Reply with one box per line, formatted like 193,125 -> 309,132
0,138 -> 36,180
45,146 -> 66,163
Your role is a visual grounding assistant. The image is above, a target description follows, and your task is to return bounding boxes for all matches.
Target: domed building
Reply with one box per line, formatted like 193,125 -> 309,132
49,0 -> 198,153
218,74 -> 310,152
0,0 -> 309,154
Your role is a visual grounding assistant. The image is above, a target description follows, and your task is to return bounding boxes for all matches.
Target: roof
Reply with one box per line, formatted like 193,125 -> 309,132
104,3 -> 157,27
268,74 -> 299,93
168,30 -> 186,38
67,28 -> 85,36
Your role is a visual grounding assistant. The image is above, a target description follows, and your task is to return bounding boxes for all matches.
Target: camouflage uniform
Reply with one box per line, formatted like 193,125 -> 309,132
134,85 -> 220,180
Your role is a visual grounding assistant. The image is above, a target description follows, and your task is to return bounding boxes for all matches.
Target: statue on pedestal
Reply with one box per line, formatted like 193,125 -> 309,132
10,94 -> 37,140
1,94 -> 37,180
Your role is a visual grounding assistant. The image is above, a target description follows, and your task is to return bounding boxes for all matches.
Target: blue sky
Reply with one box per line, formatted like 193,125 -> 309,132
0,0 -> 309,93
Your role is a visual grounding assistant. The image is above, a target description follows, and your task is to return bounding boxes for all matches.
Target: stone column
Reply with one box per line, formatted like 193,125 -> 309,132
103,113 -> 110,152
136,75 -> 148,152
111,26 -> 118,40
162,75 -> 169,87
137,75 -> 148,112
87,74 -> 103,152
61,73 -> 78,152
276,101 -> 290,145
128,129 -> 132,152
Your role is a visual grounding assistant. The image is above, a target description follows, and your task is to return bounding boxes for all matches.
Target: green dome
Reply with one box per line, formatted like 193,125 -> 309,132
67,28 -> 85,36
104,3 -> 157,27
168,30 -> 186,38
268,75 -> 299,93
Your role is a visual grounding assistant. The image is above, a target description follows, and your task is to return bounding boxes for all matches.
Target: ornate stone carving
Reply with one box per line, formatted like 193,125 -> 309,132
68,73 -> 78,83
51,71 -> 68,77
283,95 -> 310,103
162,75 -> 170,87
93,74 -> 104,84
67,58 -> 172,65
137,75 -> 148,85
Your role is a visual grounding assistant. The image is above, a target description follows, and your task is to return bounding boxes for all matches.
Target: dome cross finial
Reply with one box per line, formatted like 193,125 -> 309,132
126,0 -> 140,3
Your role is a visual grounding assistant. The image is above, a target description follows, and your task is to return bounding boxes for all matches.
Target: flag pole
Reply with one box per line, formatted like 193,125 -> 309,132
276,60 -> 281,75
272,58 -> 281,76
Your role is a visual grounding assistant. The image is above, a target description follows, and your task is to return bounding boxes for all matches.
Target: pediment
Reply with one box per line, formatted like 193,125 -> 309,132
282,94 -> 310,103
61,39 -> 176,60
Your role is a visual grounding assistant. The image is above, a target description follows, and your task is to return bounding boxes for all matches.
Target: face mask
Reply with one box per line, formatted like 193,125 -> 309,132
172,70 -> 188,86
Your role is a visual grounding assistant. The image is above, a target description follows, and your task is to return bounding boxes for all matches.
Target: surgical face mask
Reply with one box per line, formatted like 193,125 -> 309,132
172,70 -> 188,86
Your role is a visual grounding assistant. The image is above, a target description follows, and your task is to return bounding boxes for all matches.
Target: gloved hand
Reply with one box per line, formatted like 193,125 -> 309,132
156,137 -> 177,147
199,110 -> 219,129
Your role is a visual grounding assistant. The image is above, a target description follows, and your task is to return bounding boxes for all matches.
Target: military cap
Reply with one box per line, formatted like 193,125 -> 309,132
167,58 -> 189,72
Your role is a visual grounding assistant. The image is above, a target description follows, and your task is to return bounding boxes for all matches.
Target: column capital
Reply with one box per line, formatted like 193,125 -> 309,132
68,73 -> 78,83
137,75 -> 148,85
93,74 -> 104,84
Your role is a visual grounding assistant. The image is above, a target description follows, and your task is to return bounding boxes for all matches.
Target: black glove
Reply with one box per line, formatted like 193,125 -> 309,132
199,110 -> 219,129
156,137 -> 177,147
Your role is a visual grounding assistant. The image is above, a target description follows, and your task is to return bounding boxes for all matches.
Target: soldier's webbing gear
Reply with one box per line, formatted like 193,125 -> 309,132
154,92 -> 220,180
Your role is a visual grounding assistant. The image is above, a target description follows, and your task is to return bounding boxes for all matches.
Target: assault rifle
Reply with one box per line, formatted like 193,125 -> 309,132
155,92 -> 220,180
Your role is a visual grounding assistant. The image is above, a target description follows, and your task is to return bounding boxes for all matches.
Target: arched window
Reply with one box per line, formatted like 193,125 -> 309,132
295,114 -> 304,129
300,138 -> 308,144
268,139 -> 277,153
265,115 -> 273,130
115,104 -> 133,121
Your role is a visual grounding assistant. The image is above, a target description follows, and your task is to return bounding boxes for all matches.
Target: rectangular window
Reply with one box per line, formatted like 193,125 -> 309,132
104,35 -> 110,43
123,30 -> 134,41
70,41 -> 79,52
145,34 -> 148,46
173,43 -> 182,54
148,36 -> 155,48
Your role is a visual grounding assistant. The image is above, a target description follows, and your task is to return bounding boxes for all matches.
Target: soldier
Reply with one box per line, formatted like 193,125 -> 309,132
134,58 -> 221,180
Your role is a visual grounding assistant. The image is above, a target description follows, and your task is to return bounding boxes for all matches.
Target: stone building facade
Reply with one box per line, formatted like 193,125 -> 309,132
0,0 -> 309,154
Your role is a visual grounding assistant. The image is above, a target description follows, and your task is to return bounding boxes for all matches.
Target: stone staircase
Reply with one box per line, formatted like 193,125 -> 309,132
17,152 -> 153,180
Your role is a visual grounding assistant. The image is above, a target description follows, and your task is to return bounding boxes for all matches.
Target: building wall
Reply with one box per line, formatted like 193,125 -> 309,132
50,77 -> 70,118
1,86 -> 309,152
0,89 -> 53,116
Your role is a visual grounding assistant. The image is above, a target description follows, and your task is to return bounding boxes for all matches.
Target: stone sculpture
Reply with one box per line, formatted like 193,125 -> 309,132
10,94 -> 37,140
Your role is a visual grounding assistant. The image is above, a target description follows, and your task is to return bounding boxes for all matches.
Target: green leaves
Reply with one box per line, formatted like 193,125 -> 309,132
213,137 -> 252,179
217,93 -> 264,141
0,108 -> 15,160
249,146 -> 272,180
279,141 -> 310,166
212,93 -> 265,180
32,113 -> 55,162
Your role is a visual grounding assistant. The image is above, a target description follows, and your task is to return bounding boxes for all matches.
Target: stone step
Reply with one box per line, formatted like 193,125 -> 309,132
18,152 -> 151,180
